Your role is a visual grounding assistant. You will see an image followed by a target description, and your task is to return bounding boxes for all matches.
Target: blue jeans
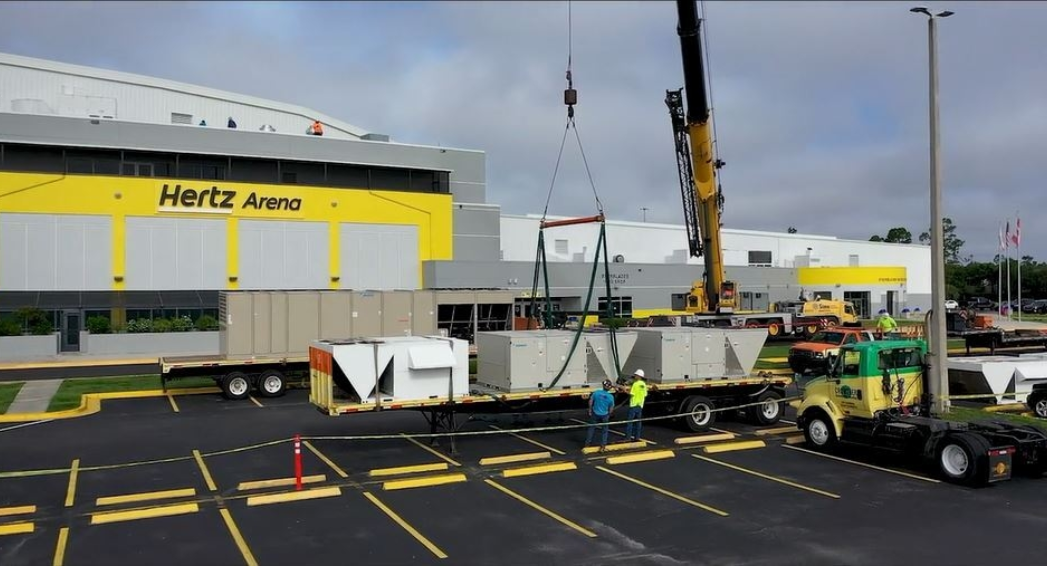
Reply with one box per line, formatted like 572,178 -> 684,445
585,413 -> 610,448
625,406 -> 643,440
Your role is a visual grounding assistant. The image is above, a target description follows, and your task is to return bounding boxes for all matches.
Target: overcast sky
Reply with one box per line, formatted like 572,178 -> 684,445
1,1 -> 1042,261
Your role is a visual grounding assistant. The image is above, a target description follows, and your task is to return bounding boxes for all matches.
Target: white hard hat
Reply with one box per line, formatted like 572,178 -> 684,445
634,369 -> 645,378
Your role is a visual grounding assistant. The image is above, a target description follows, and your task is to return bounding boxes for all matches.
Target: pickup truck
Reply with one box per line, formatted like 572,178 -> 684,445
788,328 -> 877,375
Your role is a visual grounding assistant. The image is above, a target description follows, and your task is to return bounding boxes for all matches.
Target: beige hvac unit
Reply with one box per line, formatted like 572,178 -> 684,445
219,292 -> 253,358
351,291 -> 382,336
412,290 -> 437,336
319,291 -> 352,339
269,291 -> 289,355
287,292 -> 321,353
381,290 -> 413,336
251,291 -> 273,355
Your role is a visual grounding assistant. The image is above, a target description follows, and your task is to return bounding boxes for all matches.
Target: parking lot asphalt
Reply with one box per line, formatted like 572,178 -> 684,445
1,388 -> 1046,566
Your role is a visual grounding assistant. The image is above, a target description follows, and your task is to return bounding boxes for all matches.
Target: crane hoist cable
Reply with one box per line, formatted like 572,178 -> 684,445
529,0 -> 622,391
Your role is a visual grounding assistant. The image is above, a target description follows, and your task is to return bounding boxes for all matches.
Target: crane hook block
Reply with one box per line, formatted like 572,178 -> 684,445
564,88 -> 577,107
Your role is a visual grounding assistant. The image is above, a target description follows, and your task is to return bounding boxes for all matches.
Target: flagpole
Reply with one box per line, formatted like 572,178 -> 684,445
997,221 -> 1002,316
1007,234 -> 1012,320
1017,213 -> 1022,322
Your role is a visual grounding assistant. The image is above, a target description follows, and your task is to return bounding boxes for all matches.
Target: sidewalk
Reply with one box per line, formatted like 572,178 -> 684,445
6,379 -> 63,413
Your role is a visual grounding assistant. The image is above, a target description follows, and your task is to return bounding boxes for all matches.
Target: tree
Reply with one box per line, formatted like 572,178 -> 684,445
918,217 -> 964,265
869,234 -> 884,242
884,227 -> 913,244
787,226 -> 798,234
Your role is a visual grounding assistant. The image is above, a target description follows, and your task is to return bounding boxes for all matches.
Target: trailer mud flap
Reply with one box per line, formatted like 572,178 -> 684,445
988,447 -> 1015,483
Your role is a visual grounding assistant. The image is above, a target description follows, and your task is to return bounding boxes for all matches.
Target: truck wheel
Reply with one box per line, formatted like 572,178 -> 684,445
936,432 -> 990,486
257,370 -> 287,398
1028,392 -> 1047,419
221,372 -> 251,401
680,395 -> 716,432
747,391 -> 783,426
802,410 -> 837,451
767,322 -> 782,337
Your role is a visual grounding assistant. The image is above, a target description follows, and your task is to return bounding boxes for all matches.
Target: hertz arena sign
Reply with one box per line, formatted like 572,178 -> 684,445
156,183 -> 303,216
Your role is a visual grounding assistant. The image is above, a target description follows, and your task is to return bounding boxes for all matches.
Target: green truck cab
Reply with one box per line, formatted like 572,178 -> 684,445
795,340 -> 1047,486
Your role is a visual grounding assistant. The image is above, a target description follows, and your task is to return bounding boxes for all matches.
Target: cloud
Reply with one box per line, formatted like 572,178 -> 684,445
1,0 -> 1044,261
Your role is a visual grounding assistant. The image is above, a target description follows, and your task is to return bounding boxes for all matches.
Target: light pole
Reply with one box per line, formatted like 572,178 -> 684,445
911,5 -> 953,416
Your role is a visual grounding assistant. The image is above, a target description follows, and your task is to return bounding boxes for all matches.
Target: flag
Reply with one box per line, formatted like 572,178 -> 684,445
1005,221 -> 1011,249
999,223 -> 1007,251
1012,216 -> 1021,247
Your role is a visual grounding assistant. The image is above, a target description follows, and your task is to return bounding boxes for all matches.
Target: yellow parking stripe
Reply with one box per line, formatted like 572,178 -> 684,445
303,440 -> 350,479
488,425 -> 567,456
363,492 -> 448,559
754,426 -> 800,436
502,462 -> 577,478
570,419 -> 656,445
480,452 -> 552,466
784,435 -> 806,445
248,396 -> 264,408
369,463 -> 449,478
90,502 -> 199,525
674,432 -> 736,445
383,473 -> 467,491
605,450 -> 676,465
0,522 -> 34,536
0,505 -> 35,518
246,486 -> 342,507
52,527 -> 69,566
702,440 -> 766,454
97,488 -> 196,506
582,440 -> 646,455
485,480 -> 597,538
167,395 -> 180,413
402,435 -> 461,467
596,466 -> 728,517
64,459 -> 79,508
782,445 -> 941,483
692,455 -> 840,499
219,508 -> 259,566
192,450 -> 218,492
237,474 -> 326,491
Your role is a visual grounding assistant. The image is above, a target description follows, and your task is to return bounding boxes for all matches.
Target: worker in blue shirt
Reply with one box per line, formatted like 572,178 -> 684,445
584,380 -> 616,450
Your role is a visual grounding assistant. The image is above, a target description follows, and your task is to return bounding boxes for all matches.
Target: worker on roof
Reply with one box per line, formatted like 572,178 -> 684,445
309,120 -> 324,136
622,370 -> 648,442
227,117 -> 237,129
877,309 -> 899,338
584,380 -> 615,451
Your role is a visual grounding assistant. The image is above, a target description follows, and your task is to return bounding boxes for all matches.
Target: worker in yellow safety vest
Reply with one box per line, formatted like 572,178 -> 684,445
623,370 -> 648,442
877,309 -> 899,338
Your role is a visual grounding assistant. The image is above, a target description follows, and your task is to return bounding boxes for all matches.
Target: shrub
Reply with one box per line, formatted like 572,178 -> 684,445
0,318 -> 22,337
15,307 -> 52,335
171,315 -> 194,332
86,316 -> 112,334
126,318 -> 154,333
195,315 -> 219,332
152,318 -> 174,333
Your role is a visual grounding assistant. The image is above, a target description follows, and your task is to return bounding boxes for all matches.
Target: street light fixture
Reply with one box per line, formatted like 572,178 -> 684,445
911,6 -> 953,416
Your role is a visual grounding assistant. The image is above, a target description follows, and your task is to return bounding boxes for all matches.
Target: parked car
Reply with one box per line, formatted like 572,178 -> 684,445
944,300 -> 959,310
966,297 -> 994,311
1022,299 -> 1047,314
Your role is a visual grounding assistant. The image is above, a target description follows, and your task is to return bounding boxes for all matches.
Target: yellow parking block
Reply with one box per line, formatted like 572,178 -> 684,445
480,452 -> 552,466
982,403 -> 1029,413
605,450 -> 676,465
582,441 -> 646,454
237,474 -> 326,491
91,503 -> 199,525
754,426 -> 800,436
246,486 -> 342,507
0,522 -> 34,536
760,357 -> 789,364
501,462 -> 577,478
702,440 -> 766,454
674,432 -> 735,445
0,505 -> 35,518
369,463 -> 449,478
784,435 -> 806,445
383,473 -> 467,491
96,488 -> 196,507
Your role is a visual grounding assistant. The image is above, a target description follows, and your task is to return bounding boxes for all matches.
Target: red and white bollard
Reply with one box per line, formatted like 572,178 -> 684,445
294,434 -> 303,491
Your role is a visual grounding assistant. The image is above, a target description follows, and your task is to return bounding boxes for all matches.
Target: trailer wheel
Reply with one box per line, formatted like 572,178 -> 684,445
936,432 -> 990,486
680,396 -> 716,432
257,370 -> 287,398
747,391 -> 783,426
802,409 -> 837,451
221,372 -> 251,401
1028,392 -> 1047,419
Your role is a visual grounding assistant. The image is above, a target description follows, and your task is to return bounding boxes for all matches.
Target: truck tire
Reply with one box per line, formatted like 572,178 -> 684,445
680,395 -> 716,432
936,432 -> 990,486
221,371 -> 251,401
766,321 -> 782,338
802,409 -> 837,451
257,369 -> 287,398
747,391 -> 783,426
1028,392 -> 1047,419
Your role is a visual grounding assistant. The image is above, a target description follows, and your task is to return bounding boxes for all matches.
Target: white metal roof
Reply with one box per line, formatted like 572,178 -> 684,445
0,51 -> 371,139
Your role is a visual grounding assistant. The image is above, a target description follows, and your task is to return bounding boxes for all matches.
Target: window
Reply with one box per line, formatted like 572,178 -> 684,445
748,250 -> 773,267
554,239 -> 569,255
849,254 -> 860,267
841,350 -> 861,376
878,348 -> 922,370
370,167 -> 410,191
123,151 -> 174,177
178,157 -> 227,180
597,296 -> 633,317
2,144 -> 65,173
327,163 -> 369,189
281,161 -> 325,185
171,113 -> 193,125
64,149 -> 121,175
229,157 -> 278,183
122,163 -> 154,177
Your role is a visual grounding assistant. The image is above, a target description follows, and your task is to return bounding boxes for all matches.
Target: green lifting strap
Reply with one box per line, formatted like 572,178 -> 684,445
531,222 -> 623,391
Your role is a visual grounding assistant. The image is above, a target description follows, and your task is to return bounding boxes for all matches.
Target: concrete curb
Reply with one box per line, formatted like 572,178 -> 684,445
0,387 -> 221,423
0,358 -> 158,371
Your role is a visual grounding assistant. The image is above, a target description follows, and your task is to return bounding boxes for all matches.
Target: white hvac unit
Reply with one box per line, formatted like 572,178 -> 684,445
314,335 -> 469,404
622,327 -> 767,383
948,354 -> 1047,404
475,330 -> 589,392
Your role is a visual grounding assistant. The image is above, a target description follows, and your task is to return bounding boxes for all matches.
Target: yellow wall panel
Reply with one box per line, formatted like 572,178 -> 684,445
797,266 -> 906,286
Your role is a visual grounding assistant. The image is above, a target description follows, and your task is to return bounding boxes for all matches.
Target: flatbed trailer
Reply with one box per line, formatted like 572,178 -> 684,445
160,354 -> 308,400
631,313 -> 859,339
958,329 -> 1047,354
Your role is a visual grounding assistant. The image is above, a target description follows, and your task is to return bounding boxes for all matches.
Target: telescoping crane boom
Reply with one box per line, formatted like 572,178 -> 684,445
667,0 -> 736,315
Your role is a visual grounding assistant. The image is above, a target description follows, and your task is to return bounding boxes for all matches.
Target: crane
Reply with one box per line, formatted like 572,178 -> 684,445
667,0 -> 736,315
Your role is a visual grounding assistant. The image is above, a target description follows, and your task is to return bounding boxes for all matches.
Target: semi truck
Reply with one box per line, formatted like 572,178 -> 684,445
794,339 -> 1047,486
